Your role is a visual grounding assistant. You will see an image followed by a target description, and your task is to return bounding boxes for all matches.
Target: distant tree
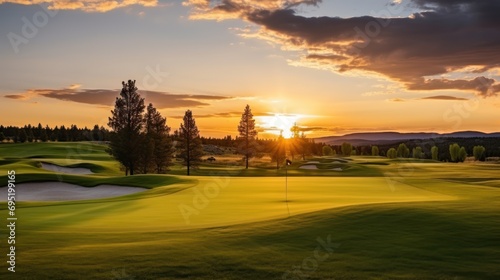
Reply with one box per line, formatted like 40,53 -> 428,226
92,125 -> 101,141
18,129 -> 28,143
40,129 -> 48,142
50,126 -> 58,142
459,147 -> 467,162
237,105 -> 258,169
431,146 -> 439,161
322,145 -> 333,156
27,128 -> 35,142
271,134 -> 286,169
351,149 -> 357,156
412,147 -> 423,159
371,146 -> 379,156
449,143 -> 466,163
0,132 -> 5,142
58,125 -> 68,142
144,103 -> 173,173
473,145 -> 486,161
341,142 -> 352,156
178,110 -> 203,175
397,143 -> 410,158
449,143 -> 460,162
35,123 -> 43,141
387,148 -> 397,159
108,80 -> 146,175
298,132 -> 311,160
287,123 -> 302,160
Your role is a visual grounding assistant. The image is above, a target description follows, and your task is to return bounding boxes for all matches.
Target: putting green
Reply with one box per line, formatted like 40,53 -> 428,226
18,176 -> 454,232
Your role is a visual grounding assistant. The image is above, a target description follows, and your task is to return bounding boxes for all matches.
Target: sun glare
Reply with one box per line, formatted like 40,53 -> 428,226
258,114 -> 300,138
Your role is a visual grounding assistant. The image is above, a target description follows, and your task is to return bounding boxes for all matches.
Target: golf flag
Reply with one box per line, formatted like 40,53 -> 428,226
286,159 -> 292,166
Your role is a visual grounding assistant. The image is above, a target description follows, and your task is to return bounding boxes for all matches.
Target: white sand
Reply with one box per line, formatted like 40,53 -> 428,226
299,164 -> 318,170
41,162 -> 93,175
0,182 -> 146,201
299,165 -> 343,171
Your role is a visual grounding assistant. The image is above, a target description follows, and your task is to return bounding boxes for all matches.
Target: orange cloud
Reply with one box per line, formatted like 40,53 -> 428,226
0,0 -> 157,12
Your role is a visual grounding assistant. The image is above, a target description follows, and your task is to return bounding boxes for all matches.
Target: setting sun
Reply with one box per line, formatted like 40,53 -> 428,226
257,114 -> 300,138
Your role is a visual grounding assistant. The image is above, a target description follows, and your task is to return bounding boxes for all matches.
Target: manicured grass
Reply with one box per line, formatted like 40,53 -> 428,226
1,142 -> 500,279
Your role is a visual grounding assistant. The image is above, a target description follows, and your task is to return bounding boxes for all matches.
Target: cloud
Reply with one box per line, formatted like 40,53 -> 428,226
185,0 -> 500,97
420,95 -> 469,101
4,94 -> 27,100
0,0 -> 158,12
4,85 -> 232,109
171,111 -> 242,119
388,98 -> 406,102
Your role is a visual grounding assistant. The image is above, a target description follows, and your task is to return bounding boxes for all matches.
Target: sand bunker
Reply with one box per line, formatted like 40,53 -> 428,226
300,165 -> 318,170
306,161 -> 320,164
299,165 -> 343,171
0,182 -> 146,201
41,162 -> 93,175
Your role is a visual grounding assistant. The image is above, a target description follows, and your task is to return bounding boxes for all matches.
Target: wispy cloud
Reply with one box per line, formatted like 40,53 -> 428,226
185,0 -> 500,97
388,98 -> 406,102
420,95 -> 469,101
0,0 -> 158,12
4,85 -> 233,109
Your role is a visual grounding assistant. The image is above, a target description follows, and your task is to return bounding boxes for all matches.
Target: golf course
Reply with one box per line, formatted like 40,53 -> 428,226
1,142 -> 499,279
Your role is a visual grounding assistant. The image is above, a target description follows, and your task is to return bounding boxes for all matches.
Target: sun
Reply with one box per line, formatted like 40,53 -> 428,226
258,114 -> 300,138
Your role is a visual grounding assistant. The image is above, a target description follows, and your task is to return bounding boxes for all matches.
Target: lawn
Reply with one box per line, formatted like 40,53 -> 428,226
1,142 -> 499,279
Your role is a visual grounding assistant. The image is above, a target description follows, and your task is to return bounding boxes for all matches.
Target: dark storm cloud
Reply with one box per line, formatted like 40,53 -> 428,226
186,0 -> 500,97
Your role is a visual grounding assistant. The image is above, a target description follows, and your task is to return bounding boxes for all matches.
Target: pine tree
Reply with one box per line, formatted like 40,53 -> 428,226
237,105 -> 258,169
19,129 -> 28,143
144,103 -> 173,174
40,129 -> 48,142
108,80 -> 146,175
178,110 -> 203,175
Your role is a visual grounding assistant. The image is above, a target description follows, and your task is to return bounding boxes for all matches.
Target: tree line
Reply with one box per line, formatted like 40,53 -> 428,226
319,141 -> 490,162
0,124 -> 110,143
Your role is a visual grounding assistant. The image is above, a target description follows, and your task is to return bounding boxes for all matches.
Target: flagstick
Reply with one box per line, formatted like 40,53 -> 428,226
285,159 -> 290,217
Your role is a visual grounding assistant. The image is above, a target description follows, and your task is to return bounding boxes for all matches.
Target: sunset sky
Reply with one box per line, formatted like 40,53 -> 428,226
1,0 -> 499,138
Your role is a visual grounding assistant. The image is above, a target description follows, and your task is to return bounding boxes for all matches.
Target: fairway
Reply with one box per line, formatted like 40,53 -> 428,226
1,142 -> 500,279
15,176 -> 454,232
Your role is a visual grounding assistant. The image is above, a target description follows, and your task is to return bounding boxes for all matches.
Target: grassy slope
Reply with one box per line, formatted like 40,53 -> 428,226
5,181 -> 500,279
0,143 -> 499,279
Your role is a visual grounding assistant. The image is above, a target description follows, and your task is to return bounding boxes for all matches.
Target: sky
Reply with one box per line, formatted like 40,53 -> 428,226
1,0 -> 499,138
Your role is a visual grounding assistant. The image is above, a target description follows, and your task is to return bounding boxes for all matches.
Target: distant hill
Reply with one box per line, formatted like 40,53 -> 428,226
316,131 -> 500,145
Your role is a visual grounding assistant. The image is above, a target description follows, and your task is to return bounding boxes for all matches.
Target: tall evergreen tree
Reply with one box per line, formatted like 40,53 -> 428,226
237,105 -> 258,169
178,110 -> 203,175
108,80 -> 146,175
144,103 -> 173,174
